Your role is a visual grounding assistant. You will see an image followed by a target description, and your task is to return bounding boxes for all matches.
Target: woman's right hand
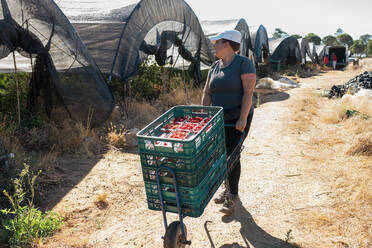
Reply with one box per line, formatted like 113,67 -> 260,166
235,117 -> 246,132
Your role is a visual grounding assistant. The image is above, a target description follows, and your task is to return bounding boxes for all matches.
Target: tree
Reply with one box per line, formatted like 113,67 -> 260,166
292,34 -> 302,39
337,33 -> 353,47
305,33 -> 321,45
273,28 -> 288,39
334,28 -> 344,37
323,35 -> 338,46
360,34 -> 372,45
367,40 -> 372,56
350,40 -> 366,55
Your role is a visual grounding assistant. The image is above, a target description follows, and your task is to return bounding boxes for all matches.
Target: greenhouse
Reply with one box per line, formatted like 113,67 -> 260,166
269,36 -> 301,65
250,24 -> 270,66
72,0 -> 217,85
0,0 -> 114,127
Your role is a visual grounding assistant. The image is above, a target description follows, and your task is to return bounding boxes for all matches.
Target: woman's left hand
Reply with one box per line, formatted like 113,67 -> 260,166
235,117 -> 247,132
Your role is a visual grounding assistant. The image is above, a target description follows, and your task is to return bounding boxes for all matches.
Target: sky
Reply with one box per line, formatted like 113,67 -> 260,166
56,0 -> 371,40
184,0 -> 371,40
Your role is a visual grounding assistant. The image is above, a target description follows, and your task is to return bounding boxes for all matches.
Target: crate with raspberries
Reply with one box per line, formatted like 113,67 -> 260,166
136,105 -> 227,217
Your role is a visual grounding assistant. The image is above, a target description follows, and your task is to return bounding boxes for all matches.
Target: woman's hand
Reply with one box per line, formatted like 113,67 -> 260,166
235,117 -> 247,132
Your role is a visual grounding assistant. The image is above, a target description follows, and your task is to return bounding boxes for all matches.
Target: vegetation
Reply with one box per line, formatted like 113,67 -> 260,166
272,28 -> 288,39
367,40 -> 372,56
359,34 -> 371,45
334,28 -> 344,37
1,164 -> 63,247
337,33 -> 353,47
292,34 -> 302,39
305,33 -> 321,45
350,40 -> 367,55
0,73 -> 46,129
322,35 -> 338,46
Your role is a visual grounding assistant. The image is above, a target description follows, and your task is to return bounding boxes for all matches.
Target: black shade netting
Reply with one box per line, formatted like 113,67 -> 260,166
298,38 -> 315,63
269,36 -> 301,65
0,0 -> 114,127
110,0 -> 215,82
234,18 -> 251,58
250,25 -> 269,65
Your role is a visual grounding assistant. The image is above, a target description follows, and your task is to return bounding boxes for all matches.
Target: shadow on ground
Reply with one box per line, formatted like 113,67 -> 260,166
37,155 -> 104,211
256,92 -> 290,106
39,146 -> 139,211
204,198 -> 301,248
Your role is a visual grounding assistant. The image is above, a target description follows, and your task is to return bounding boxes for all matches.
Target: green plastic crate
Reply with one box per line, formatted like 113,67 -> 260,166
140,124 -> 224,172
137,105 -> 224,157
144,151 -> 226,202
142,142 -> 224,187
146,153 -> 227,218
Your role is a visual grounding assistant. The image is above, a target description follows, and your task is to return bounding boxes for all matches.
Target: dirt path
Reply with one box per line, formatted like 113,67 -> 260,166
43,67 -> 368,248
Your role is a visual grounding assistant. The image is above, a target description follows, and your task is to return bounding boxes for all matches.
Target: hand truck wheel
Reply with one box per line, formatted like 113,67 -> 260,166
163,221 -> 190,248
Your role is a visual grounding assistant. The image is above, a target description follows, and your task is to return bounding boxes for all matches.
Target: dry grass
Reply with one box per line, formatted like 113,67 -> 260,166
113,85 -> 203,131
318,90 -> 372,158
23,120 -> 102,156
290,64 -> 372,247
0,117 -> 27,167
298,158 -> 371,247
94,193 -> 109,209
159,85 -> 203,106
107,123 -> 127,148
39,236 -> 90,248
360,58 -> 372,71
347,131 -> 372,156
105,85 -> 203,149
289,88 -> 320,132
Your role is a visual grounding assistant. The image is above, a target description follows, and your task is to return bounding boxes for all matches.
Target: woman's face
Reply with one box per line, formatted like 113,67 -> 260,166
213,39 -> 227,59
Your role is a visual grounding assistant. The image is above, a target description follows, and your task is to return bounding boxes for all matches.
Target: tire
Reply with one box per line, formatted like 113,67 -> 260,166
163,221 -> 188,248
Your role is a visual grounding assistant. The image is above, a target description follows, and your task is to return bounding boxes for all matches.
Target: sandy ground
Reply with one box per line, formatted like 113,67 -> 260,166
41,64 -> 370,248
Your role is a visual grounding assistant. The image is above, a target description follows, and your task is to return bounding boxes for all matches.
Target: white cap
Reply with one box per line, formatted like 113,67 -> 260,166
209,30 -> 242,44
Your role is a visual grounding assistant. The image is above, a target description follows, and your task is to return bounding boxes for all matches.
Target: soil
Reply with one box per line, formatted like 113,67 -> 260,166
40,64 -> 370,248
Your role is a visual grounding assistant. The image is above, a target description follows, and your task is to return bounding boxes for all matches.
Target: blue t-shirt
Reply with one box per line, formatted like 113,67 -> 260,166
208,54 -> 255,110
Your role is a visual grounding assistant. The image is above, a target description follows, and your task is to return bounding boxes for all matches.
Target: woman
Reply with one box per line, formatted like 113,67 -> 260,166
201,30 -> 256,212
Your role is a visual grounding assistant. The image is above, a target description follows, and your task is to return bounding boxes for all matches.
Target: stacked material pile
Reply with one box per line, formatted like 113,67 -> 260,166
329,71 -> 372,98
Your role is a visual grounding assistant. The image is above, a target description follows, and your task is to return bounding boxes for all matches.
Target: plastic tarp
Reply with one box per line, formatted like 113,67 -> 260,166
109,0 -> 216,82
269,36 -> 301,65
201,18 -> 251,58
201,19 -> 239,36
298,38 -> 315,63
315,44 -> 326,62
0,0 -> 114,127
307,42 -> 317,62
250,24 -> 269,65
70,4 -> 136,73
234,18 -> 251,58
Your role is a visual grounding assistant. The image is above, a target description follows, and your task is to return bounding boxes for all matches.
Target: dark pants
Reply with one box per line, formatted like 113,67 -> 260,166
224,109 -> 254,195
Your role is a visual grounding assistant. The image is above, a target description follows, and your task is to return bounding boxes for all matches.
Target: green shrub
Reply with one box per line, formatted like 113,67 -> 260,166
130,58 -> 163,101
108,58 -> 209,102
1,164 -> 63,247
0,73 -> 45,129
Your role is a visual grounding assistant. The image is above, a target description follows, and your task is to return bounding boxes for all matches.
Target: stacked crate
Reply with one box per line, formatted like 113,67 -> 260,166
137,105 -> 227,217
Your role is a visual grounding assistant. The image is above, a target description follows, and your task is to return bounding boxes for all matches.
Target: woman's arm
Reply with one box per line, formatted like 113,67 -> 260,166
201,71 -> 212,106
235,73 -> 256,132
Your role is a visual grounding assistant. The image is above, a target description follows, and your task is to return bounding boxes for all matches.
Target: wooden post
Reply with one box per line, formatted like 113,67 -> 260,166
12,52 -> 21,128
